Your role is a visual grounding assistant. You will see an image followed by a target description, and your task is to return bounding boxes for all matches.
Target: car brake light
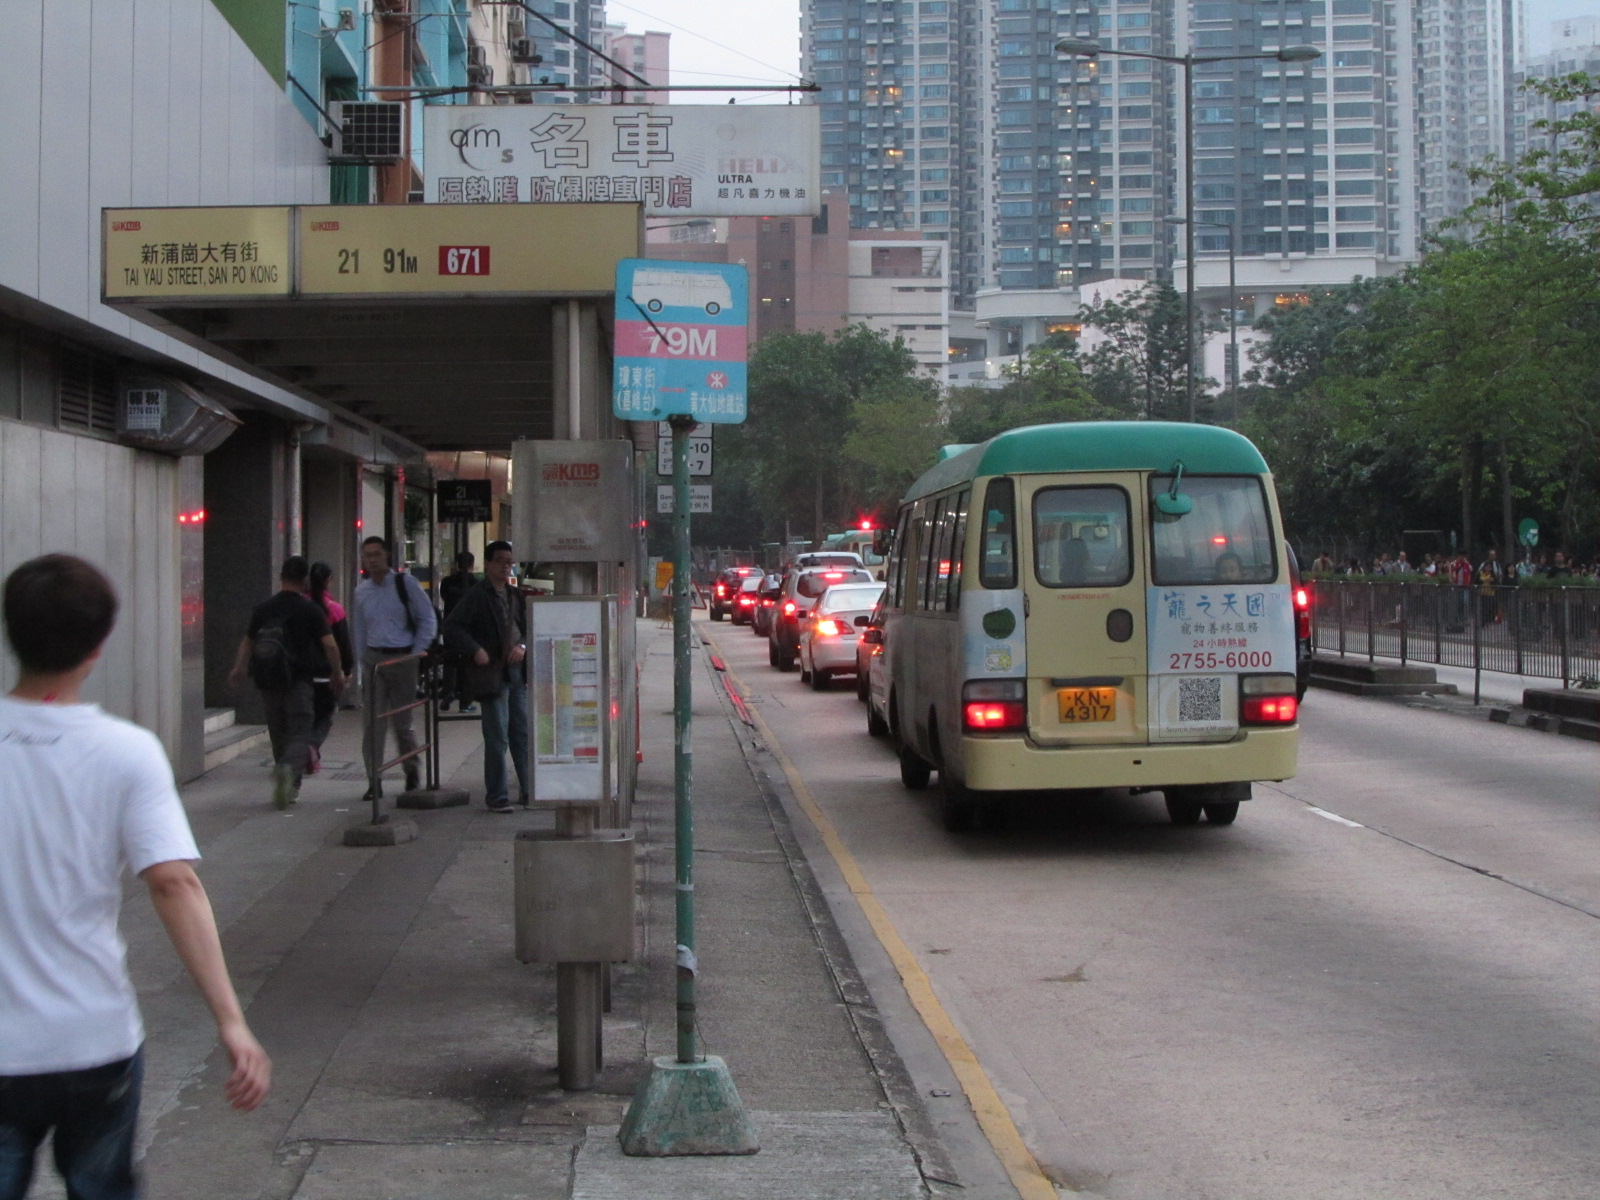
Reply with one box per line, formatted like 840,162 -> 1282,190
716,584 -> 727,597
964,701 -> 1025,730
961,679 -> 1026,733
783,601 -> 796,616
1240,674 -> 1298,724
1293,585 -> 1312,639
1242,694 -> 1298,724
814,619 -> 844,637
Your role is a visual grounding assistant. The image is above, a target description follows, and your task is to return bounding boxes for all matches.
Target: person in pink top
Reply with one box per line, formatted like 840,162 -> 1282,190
307,562 -> 355,773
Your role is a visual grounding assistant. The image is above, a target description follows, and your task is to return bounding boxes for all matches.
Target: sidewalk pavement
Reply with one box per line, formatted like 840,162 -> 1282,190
35,618 -> 971,1200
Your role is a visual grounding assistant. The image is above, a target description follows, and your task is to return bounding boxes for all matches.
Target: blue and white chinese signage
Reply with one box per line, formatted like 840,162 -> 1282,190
1146,584 -> 1295,675
1145,584 -> 1296,741
612,259 -> 748,424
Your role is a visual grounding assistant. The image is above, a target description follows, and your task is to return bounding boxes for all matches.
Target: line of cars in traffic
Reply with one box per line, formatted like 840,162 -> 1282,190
709,553 -> 886,691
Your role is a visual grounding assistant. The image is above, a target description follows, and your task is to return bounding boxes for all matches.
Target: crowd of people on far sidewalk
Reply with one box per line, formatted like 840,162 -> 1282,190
1308,548 -> 1600,583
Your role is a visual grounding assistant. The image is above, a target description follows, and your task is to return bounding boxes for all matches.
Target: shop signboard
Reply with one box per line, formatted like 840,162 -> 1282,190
423,105 -> 820,217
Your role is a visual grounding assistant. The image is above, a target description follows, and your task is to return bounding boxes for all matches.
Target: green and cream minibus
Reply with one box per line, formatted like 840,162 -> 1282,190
877,421 -> 1300,830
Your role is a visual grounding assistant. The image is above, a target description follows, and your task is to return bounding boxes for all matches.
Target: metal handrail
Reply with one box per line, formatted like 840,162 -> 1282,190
363,651 -> 440,825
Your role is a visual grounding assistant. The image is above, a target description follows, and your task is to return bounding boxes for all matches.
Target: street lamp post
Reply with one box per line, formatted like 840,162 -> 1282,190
1056,38 -> 1320,422
1164,215 -> 1237,413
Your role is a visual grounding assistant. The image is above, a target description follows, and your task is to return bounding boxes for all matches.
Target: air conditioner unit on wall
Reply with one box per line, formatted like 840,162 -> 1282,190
468,63 -> 495,86
329,101 -> 404,162
511,37 -> 540,63
468,43 -> 488,67
117,374 -> 242,456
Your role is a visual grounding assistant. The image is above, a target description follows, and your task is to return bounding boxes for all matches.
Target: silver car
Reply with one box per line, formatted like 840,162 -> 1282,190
798,582 -> 885,690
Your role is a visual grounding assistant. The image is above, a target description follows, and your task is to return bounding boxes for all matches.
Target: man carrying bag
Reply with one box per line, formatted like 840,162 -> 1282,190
442,541 -> 529,813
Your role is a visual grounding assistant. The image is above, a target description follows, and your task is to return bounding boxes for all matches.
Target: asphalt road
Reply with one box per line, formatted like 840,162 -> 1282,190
707,617 -> 1600,1200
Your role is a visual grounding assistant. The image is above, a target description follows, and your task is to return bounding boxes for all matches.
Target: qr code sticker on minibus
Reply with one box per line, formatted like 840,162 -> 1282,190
1178,677 -> 1223,722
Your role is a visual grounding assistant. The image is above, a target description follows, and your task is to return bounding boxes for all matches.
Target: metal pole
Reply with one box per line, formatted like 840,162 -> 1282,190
1183,54 -> 1196,424
1227,226 -> 1238,413
670,414 -> 697,1064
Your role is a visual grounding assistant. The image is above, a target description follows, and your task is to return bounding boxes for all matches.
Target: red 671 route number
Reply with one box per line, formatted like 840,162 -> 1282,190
438,246 -> 490,276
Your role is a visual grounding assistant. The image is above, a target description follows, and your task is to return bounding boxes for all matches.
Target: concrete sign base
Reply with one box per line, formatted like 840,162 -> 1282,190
618,1055 -> 759,1157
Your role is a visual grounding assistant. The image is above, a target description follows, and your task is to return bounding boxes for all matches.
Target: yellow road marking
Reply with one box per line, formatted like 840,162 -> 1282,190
705,634 -> 1058,1200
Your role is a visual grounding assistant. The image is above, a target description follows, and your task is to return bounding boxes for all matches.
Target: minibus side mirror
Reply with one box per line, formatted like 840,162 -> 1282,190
1154,491 -> 1193,517
1156,460 -> 1193,517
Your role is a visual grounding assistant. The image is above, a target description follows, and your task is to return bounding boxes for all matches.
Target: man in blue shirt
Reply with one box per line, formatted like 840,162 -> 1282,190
350,537 -> 436,794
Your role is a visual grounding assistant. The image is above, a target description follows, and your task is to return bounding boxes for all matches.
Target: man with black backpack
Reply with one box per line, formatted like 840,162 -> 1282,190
350,536 -> 437,797
228,556 -> 346,809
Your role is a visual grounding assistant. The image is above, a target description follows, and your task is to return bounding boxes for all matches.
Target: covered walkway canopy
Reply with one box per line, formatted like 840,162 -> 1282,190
102,203 -> 642,451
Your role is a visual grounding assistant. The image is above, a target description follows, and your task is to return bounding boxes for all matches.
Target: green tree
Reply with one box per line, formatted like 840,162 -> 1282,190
1459,72 -> 1600,247
945,340 -> 1110,444
730,325 -> 939,545
1077,282 -> 1192,420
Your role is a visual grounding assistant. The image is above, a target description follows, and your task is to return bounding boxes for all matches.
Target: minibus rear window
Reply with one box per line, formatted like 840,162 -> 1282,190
979,478 -> 1017,589
1033,486 -> 1132,587
1150,475 -> 1276,585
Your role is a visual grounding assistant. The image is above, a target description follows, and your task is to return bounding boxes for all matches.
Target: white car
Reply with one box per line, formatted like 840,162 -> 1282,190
798,582 -> 885,690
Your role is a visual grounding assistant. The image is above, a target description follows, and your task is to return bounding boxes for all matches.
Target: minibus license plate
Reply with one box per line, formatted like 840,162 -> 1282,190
1058,687 -> 1116,723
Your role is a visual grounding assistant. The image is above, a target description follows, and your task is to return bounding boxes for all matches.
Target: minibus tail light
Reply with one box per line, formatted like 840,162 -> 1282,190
1240,674 -> 1299,725
1293,586 -> 1312,640
962,680 -> 1026,733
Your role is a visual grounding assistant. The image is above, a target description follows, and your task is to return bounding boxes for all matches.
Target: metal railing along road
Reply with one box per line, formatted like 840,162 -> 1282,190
1310,580 -> 1600,688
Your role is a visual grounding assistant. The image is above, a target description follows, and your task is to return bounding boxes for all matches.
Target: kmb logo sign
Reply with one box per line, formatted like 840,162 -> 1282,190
542,462 -> 601,485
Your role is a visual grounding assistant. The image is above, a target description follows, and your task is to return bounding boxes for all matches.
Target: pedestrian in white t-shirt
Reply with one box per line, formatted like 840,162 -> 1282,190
0,554 -> 270,1199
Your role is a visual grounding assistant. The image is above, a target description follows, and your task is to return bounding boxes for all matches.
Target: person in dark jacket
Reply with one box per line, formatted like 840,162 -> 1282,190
437,550 -> 479,714
306,561 -> 355,773
441,541 -> 528,812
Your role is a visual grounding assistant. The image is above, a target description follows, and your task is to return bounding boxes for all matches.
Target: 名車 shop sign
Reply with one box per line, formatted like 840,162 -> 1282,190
423,105 -> 820,217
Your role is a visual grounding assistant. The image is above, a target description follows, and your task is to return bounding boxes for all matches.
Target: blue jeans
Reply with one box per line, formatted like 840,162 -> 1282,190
0,1050 -> 142,1200
481,676 -> 530,806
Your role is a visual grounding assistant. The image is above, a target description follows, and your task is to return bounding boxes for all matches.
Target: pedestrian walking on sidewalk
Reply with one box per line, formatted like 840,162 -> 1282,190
307,561 -> 355,774
1,554 -> 271,1200
227,556 -> 345,809
351,537 -> 436,797
442,540 -> 529,812
437,550 -> 479,714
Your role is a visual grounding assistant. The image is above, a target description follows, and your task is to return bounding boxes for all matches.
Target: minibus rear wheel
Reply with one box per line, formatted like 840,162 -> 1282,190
1202,802 -> 1239,825
898,743 -> 931,790
1165,794 -> 1203,826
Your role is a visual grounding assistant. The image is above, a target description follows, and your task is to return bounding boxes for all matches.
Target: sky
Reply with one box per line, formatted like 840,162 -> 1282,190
602,0 -> 1597,101
604,0 -> 803,103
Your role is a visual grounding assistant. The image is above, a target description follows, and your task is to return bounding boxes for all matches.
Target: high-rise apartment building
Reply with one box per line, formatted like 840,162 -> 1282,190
520,0 -> 612,100
1414,0 -> 1519,233
803,0 -> 1516,370
803,0 -> 989,308
1511,19 -> 1600,164
606,24 -> 672,103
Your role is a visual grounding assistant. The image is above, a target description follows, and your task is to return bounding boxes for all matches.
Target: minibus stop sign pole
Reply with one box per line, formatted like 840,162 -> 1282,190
614,259 -> 757,1156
